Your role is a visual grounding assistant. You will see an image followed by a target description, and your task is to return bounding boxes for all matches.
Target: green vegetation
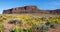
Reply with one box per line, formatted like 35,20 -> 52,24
0,24 -> 4,32
0,14 -> 60,32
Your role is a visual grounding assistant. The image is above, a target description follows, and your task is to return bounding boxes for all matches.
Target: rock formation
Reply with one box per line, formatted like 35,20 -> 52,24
3,6 -> 47,14
49,9 -> 60,14
3,6 -> 60,15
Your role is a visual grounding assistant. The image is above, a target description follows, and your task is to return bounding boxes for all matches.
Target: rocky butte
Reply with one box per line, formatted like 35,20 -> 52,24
3,6 -> 60,14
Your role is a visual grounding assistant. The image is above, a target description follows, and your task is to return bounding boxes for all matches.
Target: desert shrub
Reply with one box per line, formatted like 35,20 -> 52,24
10,27 -> 34,32
9,18 -> 22,26
0,18 -> 3,23
0,24 -> 4,32
35,24 -> 50,32
50,21 -> 58,28
45,21 -> 58,28
10,26 -> 21,32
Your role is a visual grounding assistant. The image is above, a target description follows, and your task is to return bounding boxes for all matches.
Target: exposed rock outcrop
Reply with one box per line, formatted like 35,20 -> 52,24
3,6 -> 60,15
49,9 -> 60,14
3,6 -> 47,14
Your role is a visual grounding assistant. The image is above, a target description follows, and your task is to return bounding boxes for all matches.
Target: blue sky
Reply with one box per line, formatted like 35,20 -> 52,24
0,0 -> 60,14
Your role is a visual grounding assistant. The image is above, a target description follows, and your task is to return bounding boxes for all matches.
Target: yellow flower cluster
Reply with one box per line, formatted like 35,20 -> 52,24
0,14 -> 60,32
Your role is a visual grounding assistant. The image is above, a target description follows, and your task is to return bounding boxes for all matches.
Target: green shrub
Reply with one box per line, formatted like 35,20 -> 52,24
0,18 -> 3,23
10,27 -> 34,32
0,24 -> 4,32
45,21 -> 59,29
50,21 -> 58,28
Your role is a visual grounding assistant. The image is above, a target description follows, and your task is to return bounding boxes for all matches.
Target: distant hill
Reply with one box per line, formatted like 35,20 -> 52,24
49,9 -> 60,14
3,6 -> 60,15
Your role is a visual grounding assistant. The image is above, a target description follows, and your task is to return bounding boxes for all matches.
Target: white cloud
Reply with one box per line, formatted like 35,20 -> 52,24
49,1 -> 60,5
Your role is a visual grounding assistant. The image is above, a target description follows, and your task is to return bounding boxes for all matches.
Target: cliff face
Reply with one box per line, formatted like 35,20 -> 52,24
3,6 -> 60,14
3,6 -> 47,14
49,9 -> 60,14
